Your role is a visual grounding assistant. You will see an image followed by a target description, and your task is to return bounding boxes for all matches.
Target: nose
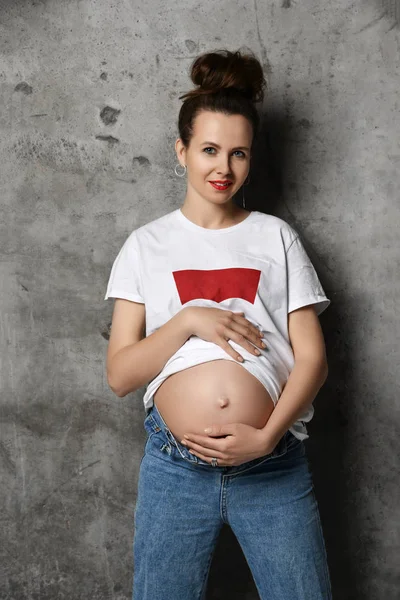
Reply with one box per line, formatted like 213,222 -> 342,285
216,154 -> 232,177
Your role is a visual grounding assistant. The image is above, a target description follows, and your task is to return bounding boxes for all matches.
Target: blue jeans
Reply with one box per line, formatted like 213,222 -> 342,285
132,402 -> 333,600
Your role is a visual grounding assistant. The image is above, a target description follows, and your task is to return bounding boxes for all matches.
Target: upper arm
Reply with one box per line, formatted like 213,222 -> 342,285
288,304 -> 328,370
106,298 -> 146,379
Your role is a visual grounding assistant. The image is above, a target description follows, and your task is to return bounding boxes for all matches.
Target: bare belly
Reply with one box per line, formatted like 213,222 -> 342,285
153,359 -> 275,442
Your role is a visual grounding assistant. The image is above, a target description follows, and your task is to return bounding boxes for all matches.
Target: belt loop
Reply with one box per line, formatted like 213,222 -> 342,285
165,428 -> 190,460
152,403 -> 198,463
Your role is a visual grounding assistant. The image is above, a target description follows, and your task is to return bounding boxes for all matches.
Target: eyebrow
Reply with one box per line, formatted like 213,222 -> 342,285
201,141 -> 250,151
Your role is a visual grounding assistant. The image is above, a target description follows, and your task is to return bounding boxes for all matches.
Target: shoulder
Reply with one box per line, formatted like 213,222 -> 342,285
120,210 -> 177,249
133,209 -> 177,240
250,211 -> 299,250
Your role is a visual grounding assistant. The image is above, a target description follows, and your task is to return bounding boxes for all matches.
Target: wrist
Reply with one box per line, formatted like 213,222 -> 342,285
176,306 -> 194,340
258,426 -> 279,455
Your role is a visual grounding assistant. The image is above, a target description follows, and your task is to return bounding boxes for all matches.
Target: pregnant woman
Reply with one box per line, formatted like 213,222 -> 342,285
105,49 -> 333,600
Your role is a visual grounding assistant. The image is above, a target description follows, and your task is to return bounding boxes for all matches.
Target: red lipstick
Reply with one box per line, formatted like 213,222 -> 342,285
209,180 -> 232,191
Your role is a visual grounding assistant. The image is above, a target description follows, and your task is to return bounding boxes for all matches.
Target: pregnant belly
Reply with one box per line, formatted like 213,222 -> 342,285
153,359 -> 275,442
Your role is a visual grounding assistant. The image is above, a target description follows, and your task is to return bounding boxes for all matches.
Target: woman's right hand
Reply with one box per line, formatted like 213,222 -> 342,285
184,307 -> 266,362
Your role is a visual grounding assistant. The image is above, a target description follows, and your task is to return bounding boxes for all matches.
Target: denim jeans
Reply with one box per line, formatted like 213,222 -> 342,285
132,402 -> 333,600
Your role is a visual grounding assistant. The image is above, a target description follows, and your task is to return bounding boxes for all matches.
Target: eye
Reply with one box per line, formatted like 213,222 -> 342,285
203,147 -> 246,158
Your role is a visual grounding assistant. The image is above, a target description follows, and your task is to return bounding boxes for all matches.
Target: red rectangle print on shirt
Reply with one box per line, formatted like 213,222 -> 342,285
172,268 -> 261,304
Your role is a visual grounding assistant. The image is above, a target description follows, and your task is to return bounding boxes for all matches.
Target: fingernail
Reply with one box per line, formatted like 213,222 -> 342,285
204,428 -> 212,433
181,440 -> 187,445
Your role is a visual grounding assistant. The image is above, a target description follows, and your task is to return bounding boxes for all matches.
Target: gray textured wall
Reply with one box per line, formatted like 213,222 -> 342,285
1,1 -> 399,598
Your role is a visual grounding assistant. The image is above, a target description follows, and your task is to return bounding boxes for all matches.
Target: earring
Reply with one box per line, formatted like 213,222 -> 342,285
175,164 -> 187,177
242,175 -> 250,209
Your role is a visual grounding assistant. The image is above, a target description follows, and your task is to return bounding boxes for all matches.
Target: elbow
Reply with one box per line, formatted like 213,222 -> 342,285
112,386 -> 126,398
107,371 -> 138,397
107,381 -> 122,397
107,371 -> 125,397
313,354 -> 328,380
107,357 -> 126,397
109,384 -> 127,398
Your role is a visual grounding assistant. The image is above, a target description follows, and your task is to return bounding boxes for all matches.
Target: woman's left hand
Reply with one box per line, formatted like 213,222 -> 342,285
180,422 -> 273,467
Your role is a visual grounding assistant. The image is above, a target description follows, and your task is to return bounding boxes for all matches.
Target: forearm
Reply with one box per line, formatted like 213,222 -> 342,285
260,358 -> 328,452
108,308 -> 192,397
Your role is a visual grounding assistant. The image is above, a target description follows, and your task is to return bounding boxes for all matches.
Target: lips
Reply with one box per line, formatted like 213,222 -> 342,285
209,181 -> 232,190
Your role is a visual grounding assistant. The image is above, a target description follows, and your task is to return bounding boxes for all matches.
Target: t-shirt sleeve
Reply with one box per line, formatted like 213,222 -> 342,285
286,234 -> 331,316
104,231 -> 144,303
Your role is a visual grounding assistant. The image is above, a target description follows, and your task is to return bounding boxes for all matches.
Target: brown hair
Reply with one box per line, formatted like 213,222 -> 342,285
178,48 -> 267,149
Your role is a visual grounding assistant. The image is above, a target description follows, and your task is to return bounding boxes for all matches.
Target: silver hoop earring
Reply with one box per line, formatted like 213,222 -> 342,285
175,164 -> 187,177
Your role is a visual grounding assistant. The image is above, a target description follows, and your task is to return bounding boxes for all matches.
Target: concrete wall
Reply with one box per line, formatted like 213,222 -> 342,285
1,1 -> 399,598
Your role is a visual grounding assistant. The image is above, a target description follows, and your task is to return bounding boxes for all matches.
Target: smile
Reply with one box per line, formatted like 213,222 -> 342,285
209,181 -> 232,190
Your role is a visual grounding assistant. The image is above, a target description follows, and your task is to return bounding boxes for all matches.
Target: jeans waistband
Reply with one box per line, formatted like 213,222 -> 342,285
145,402 -> 216,466
150,402 -> 171,431
144,402 -> 294,472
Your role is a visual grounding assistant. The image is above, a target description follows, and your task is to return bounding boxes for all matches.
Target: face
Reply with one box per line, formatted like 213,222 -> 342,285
175,110 -> 253,206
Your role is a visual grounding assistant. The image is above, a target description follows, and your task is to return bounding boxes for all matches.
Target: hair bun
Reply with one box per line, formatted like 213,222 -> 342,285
181,48 -> 266,104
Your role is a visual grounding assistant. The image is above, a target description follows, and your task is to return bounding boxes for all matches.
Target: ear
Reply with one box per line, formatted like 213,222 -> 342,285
175,138 -> 186,165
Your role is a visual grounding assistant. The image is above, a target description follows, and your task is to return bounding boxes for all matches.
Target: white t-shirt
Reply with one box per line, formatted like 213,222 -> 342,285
105,208 -> 331,440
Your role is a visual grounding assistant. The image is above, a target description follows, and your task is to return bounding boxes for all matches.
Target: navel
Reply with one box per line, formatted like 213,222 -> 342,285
217,395 -> 230,409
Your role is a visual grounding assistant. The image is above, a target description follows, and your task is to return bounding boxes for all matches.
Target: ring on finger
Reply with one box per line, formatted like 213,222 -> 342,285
189,449 -> 222,465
